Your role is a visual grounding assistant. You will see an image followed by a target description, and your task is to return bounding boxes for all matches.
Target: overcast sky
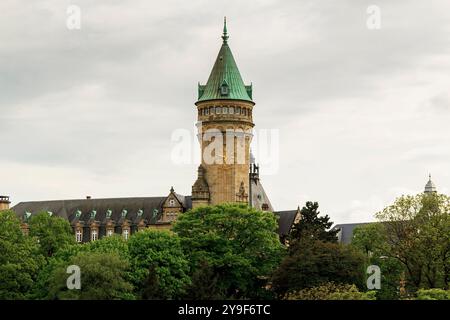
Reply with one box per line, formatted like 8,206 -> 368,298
1,0 -> 449,224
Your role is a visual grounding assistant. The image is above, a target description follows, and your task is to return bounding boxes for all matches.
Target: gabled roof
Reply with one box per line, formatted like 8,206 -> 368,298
274,210 -> 298,236
197,18 -> 253,103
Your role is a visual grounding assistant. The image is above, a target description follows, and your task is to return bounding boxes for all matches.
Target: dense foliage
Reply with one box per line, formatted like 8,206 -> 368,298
0,210 -> 44,299
375,193 -> 450,293
173,203 -> 285,299
28,212 -> 75,257
284,282 -> 376,300
271,239 -> 366,296
1,194 -> 448,300
128,230 -> 191,299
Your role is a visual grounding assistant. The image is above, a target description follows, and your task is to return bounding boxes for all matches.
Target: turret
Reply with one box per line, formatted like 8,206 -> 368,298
193,18 -> 254,206
0,195 -> 10,211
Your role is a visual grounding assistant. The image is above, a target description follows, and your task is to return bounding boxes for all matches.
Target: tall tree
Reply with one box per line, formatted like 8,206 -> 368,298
32,234 -> 131,299
376,193 -> 450,292
351,223 -> 404,299
289,201 -> 338,245
173,203 -> 285,299
128,229 -> 191,300
0,210 -> 45,299
271,239 -> 365,297
28,211 -> 75,257
47,252 -> 134,300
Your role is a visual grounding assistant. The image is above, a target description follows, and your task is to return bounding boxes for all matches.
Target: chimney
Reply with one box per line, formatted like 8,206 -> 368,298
0,195 -> 11,211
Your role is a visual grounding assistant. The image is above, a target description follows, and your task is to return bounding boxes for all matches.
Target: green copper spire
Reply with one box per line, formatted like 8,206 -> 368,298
197,18 -> 253,103
222,16 -> 229,44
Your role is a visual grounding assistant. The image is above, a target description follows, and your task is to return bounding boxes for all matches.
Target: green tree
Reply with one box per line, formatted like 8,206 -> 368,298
47,251 -> 134,300
173,203 -> 284,299
0,210 -> 45,299
289,201 -> 338,245
271,239 -> 365,297
28,211 -> 75,257
33,235 -> 130,299
351,223 -> 404,300
128,229 -> 191,299
376,193 -> 450,292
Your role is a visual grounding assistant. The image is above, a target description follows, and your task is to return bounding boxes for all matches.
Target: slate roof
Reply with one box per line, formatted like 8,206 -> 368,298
331,222 -> 373,244
12,196 -> 192,225
250,177 -> 274,212
274,210 -> 298,236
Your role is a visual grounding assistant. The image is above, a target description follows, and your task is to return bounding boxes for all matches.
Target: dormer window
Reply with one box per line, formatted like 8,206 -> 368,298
220,80 -> 229,96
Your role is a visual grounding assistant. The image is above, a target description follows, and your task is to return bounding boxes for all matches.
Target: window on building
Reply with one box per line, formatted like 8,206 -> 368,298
237,107 -> 241,114
76,230 -> 82,243
91,229 -> 98,241
169,199 -> 175,206
229,106 -> 234,114
216,106 -> 221,114
223,107 -> 228,114
123,229 -> 129,240
209,106 -> 214,114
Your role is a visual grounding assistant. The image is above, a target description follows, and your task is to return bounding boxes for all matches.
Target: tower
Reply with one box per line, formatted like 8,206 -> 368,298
192,18 -> 254,207
424,174 -> 437,193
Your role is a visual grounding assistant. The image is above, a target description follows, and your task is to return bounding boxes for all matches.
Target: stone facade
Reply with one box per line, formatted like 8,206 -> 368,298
193,100 -> 254,207
0,196 -> 10,211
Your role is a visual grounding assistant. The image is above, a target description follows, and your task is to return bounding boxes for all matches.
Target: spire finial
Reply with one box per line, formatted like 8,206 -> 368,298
222,16 -> 229,44
429,173 -> 432,180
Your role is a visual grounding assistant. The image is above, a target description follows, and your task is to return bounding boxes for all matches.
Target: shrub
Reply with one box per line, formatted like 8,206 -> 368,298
285,282 -> 376,300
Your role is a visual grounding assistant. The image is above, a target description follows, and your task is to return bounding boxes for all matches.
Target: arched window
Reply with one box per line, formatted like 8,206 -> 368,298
216,106 -> 221,114
91,229 -> 98,241
229,106 -> 234,114
76,230 -> 82,243
223,107 -> 228,114
237,107 -> 241,114
209,106 -> 214,114
243,108 -> 247,116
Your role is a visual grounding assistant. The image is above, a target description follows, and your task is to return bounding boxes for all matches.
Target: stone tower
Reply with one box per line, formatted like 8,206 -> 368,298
192,18 -> 254,208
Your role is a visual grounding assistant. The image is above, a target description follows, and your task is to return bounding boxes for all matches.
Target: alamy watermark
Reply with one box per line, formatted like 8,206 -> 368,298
170,125 -> 280,175
367,265 -> 381,290
66,265 -> 81,290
